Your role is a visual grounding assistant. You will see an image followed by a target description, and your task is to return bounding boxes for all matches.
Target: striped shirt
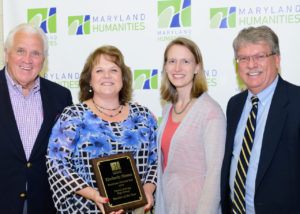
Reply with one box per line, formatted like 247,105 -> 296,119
5,68 -> 43,160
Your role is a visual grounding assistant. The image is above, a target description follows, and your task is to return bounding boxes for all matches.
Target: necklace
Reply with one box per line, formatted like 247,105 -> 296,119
98,104 -> 121,111
173,99 -> 192,114
92,99 -> 123,117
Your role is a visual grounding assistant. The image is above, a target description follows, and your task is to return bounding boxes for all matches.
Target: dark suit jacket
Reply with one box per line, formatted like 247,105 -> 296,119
0,68 -> 72,214
221,76 -> 300,214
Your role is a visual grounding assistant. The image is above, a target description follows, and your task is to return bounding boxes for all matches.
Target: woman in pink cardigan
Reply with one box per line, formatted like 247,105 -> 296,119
155,37 -> 226,214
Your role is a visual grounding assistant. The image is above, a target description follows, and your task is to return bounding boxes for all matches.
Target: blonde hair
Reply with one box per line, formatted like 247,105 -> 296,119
161,37 -> 207,103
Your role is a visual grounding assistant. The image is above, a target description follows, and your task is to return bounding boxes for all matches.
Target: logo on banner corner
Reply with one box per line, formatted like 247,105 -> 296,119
68,15 -> 91,35
158,0 -> 191,28
210,7 -> 236,29
134,69 -> 158,90
28,8 -> 57,33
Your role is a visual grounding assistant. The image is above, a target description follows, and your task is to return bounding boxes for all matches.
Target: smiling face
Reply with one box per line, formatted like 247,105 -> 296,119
237,43 -> 280,94
5,30 -> 45,91
90,54 -> 123,99
165,44 -> 199,92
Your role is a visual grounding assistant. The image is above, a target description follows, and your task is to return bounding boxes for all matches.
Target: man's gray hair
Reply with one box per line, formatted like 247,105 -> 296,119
233,25 -> 280,59
4,23 -> 48,58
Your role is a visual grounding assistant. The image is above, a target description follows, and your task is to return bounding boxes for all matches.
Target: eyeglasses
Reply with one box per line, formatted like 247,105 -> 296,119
236,52 -> 276,64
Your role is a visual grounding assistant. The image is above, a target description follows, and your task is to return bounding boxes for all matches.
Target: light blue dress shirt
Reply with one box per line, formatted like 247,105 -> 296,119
229,76 -> 278,214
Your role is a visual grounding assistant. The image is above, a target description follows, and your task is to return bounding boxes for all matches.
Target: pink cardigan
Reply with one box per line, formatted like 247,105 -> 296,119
155,92 -> 226,214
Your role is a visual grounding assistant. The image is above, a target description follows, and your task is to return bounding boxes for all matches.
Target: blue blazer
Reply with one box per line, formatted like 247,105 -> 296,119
0,68 -> 72,214
221,76 -> 300,214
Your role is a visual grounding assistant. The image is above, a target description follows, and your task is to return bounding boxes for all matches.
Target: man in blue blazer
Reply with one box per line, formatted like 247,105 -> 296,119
221,25 -> 300,214
0,23 -> 72,213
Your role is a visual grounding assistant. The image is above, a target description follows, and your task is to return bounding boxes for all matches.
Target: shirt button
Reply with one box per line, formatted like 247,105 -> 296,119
20,193 -> 26,198
27,162 -> 31,168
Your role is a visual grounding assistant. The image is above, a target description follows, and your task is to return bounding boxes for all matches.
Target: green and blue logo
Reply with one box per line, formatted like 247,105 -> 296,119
68,15 -> 90,35
210,5 -> 300,29
134,69 -> 158,90
28,8 -> 56,33
210,7 -> 236,28
158,0 -> 191,28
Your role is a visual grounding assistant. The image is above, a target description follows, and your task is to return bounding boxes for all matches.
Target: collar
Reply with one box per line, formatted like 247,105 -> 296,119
247,75 -> 279,106
5,67 -> 41,94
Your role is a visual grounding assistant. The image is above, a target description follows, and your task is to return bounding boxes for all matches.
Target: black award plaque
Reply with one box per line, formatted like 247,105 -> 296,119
91,152 -> 147,213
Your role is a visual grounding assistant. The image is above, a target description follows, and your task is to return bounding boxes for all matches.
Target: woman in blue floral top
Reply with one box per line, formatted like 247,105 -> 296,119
46,46 -> 158,214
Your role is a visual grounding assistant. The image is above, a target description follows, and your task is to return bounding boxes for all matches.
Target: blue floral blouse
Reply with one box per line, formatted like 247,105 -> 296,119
46,103 -> 158,214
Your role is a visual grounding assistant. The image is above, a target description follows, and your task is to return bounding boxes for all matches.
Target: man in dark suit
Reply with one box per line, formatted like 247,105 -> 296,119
221,25 -> 300,214
0,23 -> 72,214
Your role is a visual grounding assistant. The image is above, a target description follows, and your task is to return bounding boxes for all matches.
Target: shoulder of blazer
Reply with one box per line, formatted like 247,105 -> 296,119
40,76 -> 71,94
226,90 -> 248,117
0,67 -> 7,84
39,76 -> 73,104
278,75 -> 300,98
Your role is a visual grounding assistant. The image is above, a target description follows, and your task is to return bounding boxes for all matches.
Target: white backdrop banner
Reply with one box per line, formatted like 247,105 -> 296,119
3,0 -> 300,122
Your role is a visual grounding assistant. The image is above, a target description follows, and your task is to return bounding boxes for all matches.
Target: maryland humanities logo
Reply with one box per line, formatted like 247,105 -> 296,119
28,8 -> 56,33
158,0 -> 191,28
67,13 -> 145,35
157,0 -> 192,41
92,13 -> 145,32
134,69 -> 158,90
210,7 -> 236,28
210,5 -> 300,29
68,15 -> 91,35
28,8 -> 57,46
